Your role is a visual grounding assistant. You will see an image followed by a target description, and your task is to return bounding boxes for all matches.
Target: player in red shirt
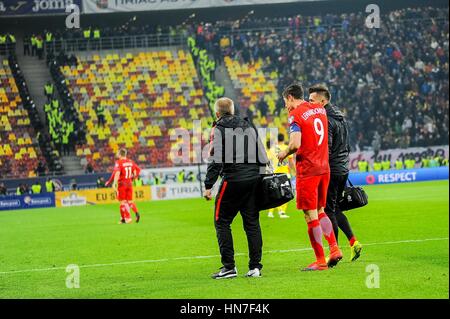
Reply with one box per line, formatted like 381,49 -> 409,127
277,83 -> 342,271
105,148 -> 141,224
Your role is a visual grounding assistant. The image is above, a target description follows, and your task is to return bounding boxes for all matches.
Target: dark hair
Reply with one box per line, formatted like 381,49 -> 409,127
118,148 -> 127,157
308,84 -> 331,101
278,133 -> 285,142
282,83 -> 304,100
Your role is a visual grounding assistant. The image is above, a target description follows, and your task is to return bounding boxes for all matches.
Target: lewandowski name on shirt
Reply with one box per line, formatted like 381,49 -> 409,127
301,108 -> 326,121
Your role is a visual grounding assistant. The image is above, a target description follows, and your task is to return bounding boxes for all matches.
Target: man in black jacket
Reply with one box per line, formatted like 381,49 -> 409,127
203,97 -> 268,279
309,85 -> 362,262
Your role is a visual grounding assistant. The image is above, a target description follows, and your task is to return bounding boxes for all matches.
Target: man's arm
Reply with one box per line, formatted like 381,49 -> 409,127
203,126 -> 223,200
105,163 -> 120,186
278,132 -> 301,162
204,161 -> 222,190
105,172 -> 115,187
328,119 -> 334,154
133,161 -> 141,179
288,156 -> 296,176
112,171 -> 120,192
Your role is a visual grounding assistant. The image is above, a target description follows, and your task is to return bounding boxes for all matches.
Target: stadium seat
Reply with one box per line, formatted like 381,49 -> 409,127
0,58 -> 45,178
61,50 -> 212,171
224,56 -> 287,140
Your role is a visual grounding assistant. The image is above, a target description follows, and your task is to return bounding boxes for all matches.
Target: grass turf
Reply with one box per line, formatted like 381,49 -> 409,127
0,180 -> 448,299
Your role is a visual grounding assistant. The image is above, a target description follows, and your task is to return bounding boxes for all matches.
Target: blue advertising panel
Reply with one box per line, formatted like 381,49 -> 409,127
0,0 -> 82,16
348,167 -> 449,186
0,193 -> 56,211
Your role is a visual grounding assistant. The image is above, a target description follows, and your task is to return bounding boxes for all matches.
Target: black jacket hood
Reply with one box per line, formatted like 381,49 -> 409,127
215,114 -> 245,128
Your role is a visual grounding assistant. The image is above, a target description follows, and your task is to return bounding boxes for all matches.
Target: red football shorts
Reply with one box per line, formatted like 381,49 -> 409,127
117,185 -> 133,201
296,173 -> 330,210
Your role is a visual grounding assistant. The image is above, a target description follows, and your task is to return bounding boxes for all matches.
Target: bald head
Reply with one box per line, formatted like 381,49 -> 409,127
214,97 -> 235,118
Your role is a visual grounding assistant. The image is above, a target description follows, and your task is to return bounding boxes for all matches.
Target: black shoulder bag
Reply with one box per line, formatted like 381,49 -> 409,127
258,171 -> 295,210
244,118 -> 295,210
338,179 -> 368,211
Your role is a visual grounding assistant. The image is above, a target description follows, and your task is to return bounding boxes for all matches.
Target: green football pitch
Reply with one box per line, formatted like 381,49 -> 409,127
0,180 -> 448,299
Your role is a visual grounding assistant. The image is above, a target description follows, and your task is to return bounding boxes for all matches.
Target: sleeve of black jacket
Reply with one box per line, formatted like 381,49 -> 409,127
204,126 -> 222,190
328,117 -> 335,153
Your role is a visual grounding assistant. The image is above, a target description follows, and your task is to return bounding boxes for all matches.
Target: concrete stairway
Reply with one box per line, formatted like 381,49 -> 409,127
15,54 -> 52,124
214,63 -> 242,115
16,51 -> 85,175
62,155 -> 84,175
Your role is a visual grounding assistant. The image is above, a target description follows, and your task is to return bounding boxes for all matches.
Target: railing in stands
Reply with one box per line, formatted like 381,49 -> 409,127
0,43 -> 16,55
40,16 -> 447,53
45,33 -> 188,53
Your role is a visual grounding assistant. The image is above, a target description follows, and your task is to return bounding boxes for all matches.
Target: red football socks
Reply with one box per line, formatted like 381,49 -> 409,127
307,219 -> 326,264
129,202 -> 138,214
120,203 -> 131,220
349,236 -> 357,247
318,212 -> 338,249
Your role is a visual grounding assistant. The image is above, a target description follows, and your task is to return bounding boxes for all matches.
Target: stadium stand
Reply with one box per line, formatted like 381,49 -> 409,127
3,5 -> 448,178
0,55 -> 62,178
192,7 -> 449,150
224,56 -> 287,136
57,49 -> 212,172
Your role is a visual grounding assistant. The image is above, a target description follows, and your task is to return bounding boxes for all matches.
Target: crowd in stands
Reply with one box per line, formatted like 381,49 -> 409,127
19,7 -> 449,155
23,23 -> 187,55
187,36 -> 225,113
46,52 -> 87,153
0,33 -> 16,55
0,54 -> 63,179
191,6 -> 449,151
1,5 -> 448,181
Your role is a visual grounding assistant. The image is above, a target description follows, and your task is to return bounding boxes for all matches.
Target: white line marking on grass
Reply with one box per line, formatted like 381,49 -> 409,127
0,237 -> 447,275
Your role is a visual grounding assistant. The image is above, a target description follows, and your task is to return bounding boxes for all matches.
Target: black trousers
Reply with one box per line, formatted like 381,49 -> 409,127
63,143 -> 71,156
214,178 -> 262,270
325,173 -> 354,242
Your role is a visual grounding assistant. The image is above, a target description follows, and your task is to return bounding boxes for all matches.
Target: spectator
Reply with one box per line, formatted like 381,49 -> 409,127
70,179 -> 78,191
257,98 -> 269,118
177,169 -> 185,183
133,176 -> 144,187
44,81 -> 54,101
23,35 -> 31,56
95,102 -> 106,127
85,162 -> 94,174
96,177 -> 106,188
16,183 -> 29,195
31,181 -> 42,194
36,161 -> 47,176
0,183 -> 7,196
45,178 -> 55,193
186,171 -> 196,182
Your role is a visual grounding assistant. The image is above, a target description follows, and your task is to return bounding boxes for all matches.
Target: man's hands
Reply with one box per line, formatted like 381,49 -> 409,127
277,150 -> 288,163
203,189 -> 213,201
112,182 -> 118,197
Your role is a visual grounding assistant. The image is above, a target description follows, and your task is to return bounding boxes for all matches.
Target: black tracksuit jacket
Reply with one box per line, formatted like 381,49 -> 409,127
325,103 -> 351,176
204,114 -> 268,190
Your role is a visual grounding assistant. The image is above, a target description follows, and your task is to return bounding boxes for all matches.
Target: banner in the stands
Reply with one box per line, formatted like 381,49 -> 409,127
349,145 -> 448,171
82,0 -> 320,14
0,0 -> 82,16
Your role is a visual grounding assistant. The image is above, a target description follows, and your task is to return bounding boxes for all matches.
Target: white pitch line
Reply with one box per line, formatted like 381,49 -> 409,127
0,237 -> 447,275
